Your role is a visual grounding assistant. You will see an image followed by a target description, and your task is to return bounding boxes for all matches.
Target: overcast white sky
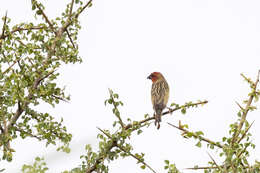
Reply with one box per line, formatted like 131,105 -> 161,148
2,0 -> 260,172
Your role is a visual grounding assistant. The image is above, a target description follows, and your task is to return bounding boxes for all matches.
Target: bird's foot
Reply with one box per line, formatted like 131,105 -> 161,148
167,107 -> 174,114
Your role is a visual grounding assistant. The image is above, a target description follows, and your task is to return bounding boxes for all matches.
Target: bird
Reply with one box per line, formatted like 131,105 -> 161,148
147,72 -> 169,129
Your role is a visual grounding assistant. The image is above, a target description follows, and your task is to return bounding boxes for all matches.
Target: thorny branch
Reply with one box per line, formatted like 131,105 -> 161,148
232,70 -> 260,143
97,128 -> 157,173
167,122 -> 223,148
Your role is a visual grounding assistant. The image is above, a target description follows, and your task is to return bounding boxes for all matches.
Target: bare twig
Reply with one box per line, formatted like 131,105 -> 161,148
167,122 -> 223,148
235,101 -> 244,111
97,128 -> 157,173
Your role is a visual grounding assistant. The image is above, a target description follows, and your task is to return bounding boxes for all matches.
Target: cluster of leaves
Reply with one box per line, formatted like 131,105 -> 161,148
164,160 -> 180,173
21,157 -> 48,173
0,0 -> 92,162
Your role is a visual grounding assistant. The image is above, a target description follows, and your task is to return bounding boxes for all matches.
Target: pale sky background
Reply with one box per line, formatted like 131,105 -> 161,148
2,0 -> 260,172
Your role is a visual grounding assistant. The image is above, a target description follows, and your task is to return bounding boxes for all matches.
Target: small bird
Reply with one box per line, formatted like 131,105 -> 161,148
147,72 -> 169,129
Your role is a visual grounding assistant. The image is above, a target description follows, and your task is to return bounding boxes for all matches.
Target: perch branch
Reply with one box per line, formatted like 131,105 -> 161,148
124,100 -> 208,130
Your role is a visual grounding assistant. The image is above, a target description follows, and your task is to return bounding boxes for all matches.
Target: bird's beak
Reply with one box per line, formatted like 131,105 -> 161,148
147,75 -> 152,80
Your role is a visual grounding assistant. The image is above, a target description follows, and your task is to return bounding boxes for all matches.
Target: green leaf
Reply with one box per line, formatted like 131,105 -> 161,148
195,141 -> 202,148
140,165 -> 146,169
164,160 -> 169,164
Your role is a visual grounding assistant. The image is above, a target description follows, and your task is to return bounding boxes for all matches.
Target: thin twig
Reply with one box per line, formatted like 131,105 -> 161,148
75,0 -> 93,18
235,101 -> 244,111
1,26 -> 45,40
207,152 -> 223,171
2,60 -> 18,75
167,122 -> 223,148
69,0 -> 75,18
14,127 -> 41,140
237,120 -> 254,144
97,128 -> 157,173
186,166 -> 220,170
65,28 -> 76,49
52,95 -> 69,103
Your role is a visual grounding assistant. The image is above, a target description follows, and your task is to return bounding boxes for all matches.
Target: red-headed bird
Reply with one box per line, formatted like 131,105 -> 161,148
147,72 -> 169,129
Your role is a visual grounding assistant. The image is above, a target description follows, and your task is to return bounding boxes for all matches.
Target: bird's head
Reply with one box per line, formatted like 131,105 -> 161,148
147,72 -> 164,83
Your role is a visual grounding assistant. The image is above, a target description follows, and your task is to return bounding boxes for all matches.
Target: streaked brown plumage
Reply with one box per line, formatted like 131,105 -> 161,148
147,72 -> 169,129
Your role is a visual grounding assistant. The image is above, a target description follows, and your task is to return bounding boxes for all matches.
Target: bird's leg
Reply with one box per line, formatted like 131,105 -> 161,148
154,113 -> 157,126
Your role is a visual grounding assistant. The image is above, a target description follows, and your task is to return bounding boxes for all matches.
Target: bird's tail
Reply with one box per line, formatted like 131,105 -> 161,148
154,111 -> 162,129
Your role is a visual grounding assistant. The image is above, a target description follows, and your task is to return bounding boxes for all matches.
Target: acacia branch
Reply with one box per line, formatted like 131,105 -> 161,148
167,122 -> 223,148
97,128 -> 157,173
124,100 -> 208,130
233,70 -> 260,143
